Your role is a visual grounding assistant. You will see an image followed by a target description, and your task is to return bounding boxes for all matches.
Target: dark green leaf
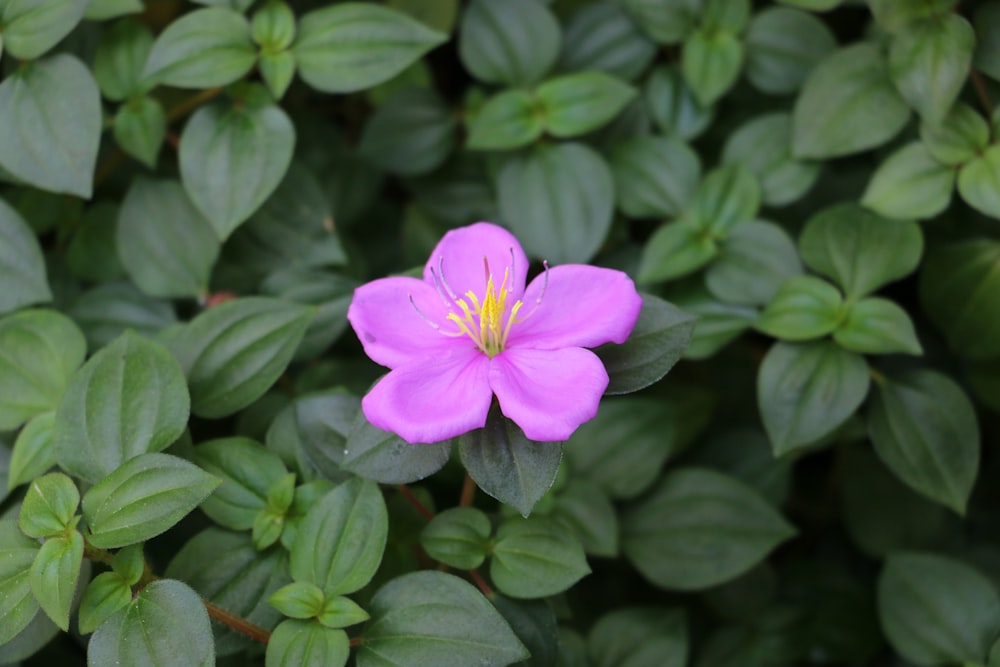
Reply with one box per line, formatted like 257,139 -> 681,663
420,507 -> 492,570
92,19 -> 153,101
294,3 -> 446,93
672,286 -> 757,360
0,55 -> 101,198
687,163 -> 761,236
862,142 -> 954,220
491,516 -> 590,599
0,309 -> 85,431
88,579 -> 215,667
29,530 -> 83,631
833,297 -> 922,355
54,331 -> 189,484
77,571 -> 131,635
266,620 -> 349,667
142,7 -> 255,88
0,197 -> 51,315
84,0 -> 142,20
358,571 -> 528,666
636,220 -> 718,283
792,44 -> 910,158
799,203 -> 924,299
82,453 -> 221,548
620,0 -> 698,44
756,275 -> 844,341
682,29 -> 742,106
610,135 -> 701,218
290,478 -> 388,596
67,281 -> 176,350
588,607 -> 687,667
757,341 -> 870,455
458,0 -> 560,86
491,594 -> 559,667
179,97 -> 295,239
277,391 -> 358,484
552,479 -> 619,557
558,2 -> 656,81
879,553 -> 1000,665
318,596 -> 369,630
497,141 -> 614,264
65,203 -> 124,284
537,71 -> 637,137
17,472 -> 78,538
8,411 -> 56,491
0,0 -> 86,59
458,408 -> 563,517
194,436 -> 287,530
744,8 -> 836,94
868,370 -> 979,515
466,89 -> 543,151
644,65 -> 713,140
706,221 -> 803,306
342,410 -> 451,485
169,297 -> 313,419
958,144 -> 1000,219
920,102 -> 990,165
359,87 -> 456,174
260,49 -> 296,100
622,468 -> 795,590
261,269 -> 354,362
975,2 -> 1000,82
113,96 -> 166,169
0,521 -> 41,645
116,178 -> 219,298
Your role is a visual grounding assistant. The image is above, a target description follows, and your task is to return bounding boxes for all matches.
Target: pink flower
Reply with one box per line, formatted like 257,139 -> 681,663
347,222 -> 643,444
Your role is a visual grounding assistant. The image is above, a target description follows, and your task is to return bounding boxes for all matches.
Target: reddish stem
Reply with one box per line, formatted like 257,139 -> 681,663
459,473 -> 476,508
204,600 -> 271,645
468,569 -> 494,597
396,484 -> 434,521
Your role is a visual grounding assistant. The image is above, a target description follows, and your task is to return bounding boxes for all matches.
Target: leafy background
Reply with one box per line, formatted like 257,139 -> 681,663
1,0 -> 1000,665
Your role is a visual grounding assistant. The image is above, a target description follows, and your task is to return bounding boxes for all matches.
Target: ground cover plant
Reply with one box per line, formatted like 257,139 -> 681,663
1,0 -> 999,665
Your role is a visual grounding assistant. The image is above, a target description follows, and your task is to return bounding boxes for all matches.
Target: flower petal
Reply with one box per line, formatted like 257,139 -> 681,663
489,347 -> 608,441
348,276 -> 457,368
423,222 -> 529,303
506,265 -> 643,350
362,348 -> 492,444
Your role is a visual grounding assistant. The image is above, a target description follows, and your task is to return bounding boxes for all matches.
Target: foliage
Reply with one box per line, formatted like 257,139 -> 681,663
0,0 -> 999,665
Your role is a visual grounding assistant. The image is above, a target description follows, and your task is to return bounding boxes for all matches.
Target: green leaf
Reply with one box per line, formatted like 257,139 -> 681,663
491,594 -> 559,667
0,521 -> 41,645
77,571 -> 131,635
537,71 -> 637,138
358,571 -> 528,666
792,44 -> 910,159
888,15 -> 975,124
66,203 -> 124,284
250,0 -> 295,50
194,436 -> 288,530
465,89 -> 543,151
294,3 -> 446,93
0,198 -> 50,315
491,516 -> 590,599
142,7 -> 255,88
420,507 -> 492,570
269,581 -> 325,620
833,297 -> 922,355
17,472 -> 78,538
259,49 -> 296,100
689,428 -> 792,507
290,478 -> 387,596
799,203 -> 924,299
610,135 -> 701,218
975,2 -> 1000,83
756,275 -> 844,342
113,96 -> 167,169
168,297 -> 313,419
0,0 -> 86,59
0,309 -> 85,431
558,2 -> 656,81
260,268 -> 355,362
672,286 -> 757,360
862,142 -> 955,220
8,411 -> 55,491
867,0 -> 954,31
565,398 -> 679,499
84,0 -> 142,20
165,528 -> 289,654
82,453 -> 221,548
682,29 -> 742,106
921,240 -> 1000,361
53,331 -> 190,484
721,113 -> 820,207
0,55 -> 101,198
920,102 -> 990,165
706,221 -> 803,306
88,579 -> 215,667
551,479 -> 619,557
868,370 -> 979,515
67,282 -> 177,350
757,341 -> 870,455
637,220 -> 718,283
458,0 -> 560,86
342,410 -> 451,485
879,553 -> 1000,665
497,141 -> 614,264
116,178 -> 220,298
179,96 -> 295,239
458,407 -> 563,517
92,19 -> 153,101
318,596 -> 370,630
688,163 -> 760,236
29,530 -> 83,631
588,607 -> 688,667
620,0 -> 699,45
644,65 -> 713,140
622,468 -> 795,590
958,144 -> 1000,219
272,391 -> 356,485
112,544 -> 144,586
744,7 -> 836,94
266,619 -> 348,667
359,87 -> 456,174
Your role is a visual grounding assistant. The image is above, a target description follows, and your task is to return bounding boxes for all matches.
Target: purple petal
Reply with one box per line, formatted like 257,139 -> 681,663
506,265 -> 643,350
489,347 -> 608,441
362,348 -> 492,444
348,276 -> 457,368
422,222 -> 528,303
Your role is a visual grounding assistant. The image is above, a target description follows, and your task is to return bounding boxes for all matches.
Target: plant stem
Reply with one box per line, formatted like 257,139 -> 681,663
396,484 -> 434,520
165,87 -> 224,124
459,473 -> 476,507
972,70 -> 993,117
203,600 -> 271,645
468,569 -> 493,597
